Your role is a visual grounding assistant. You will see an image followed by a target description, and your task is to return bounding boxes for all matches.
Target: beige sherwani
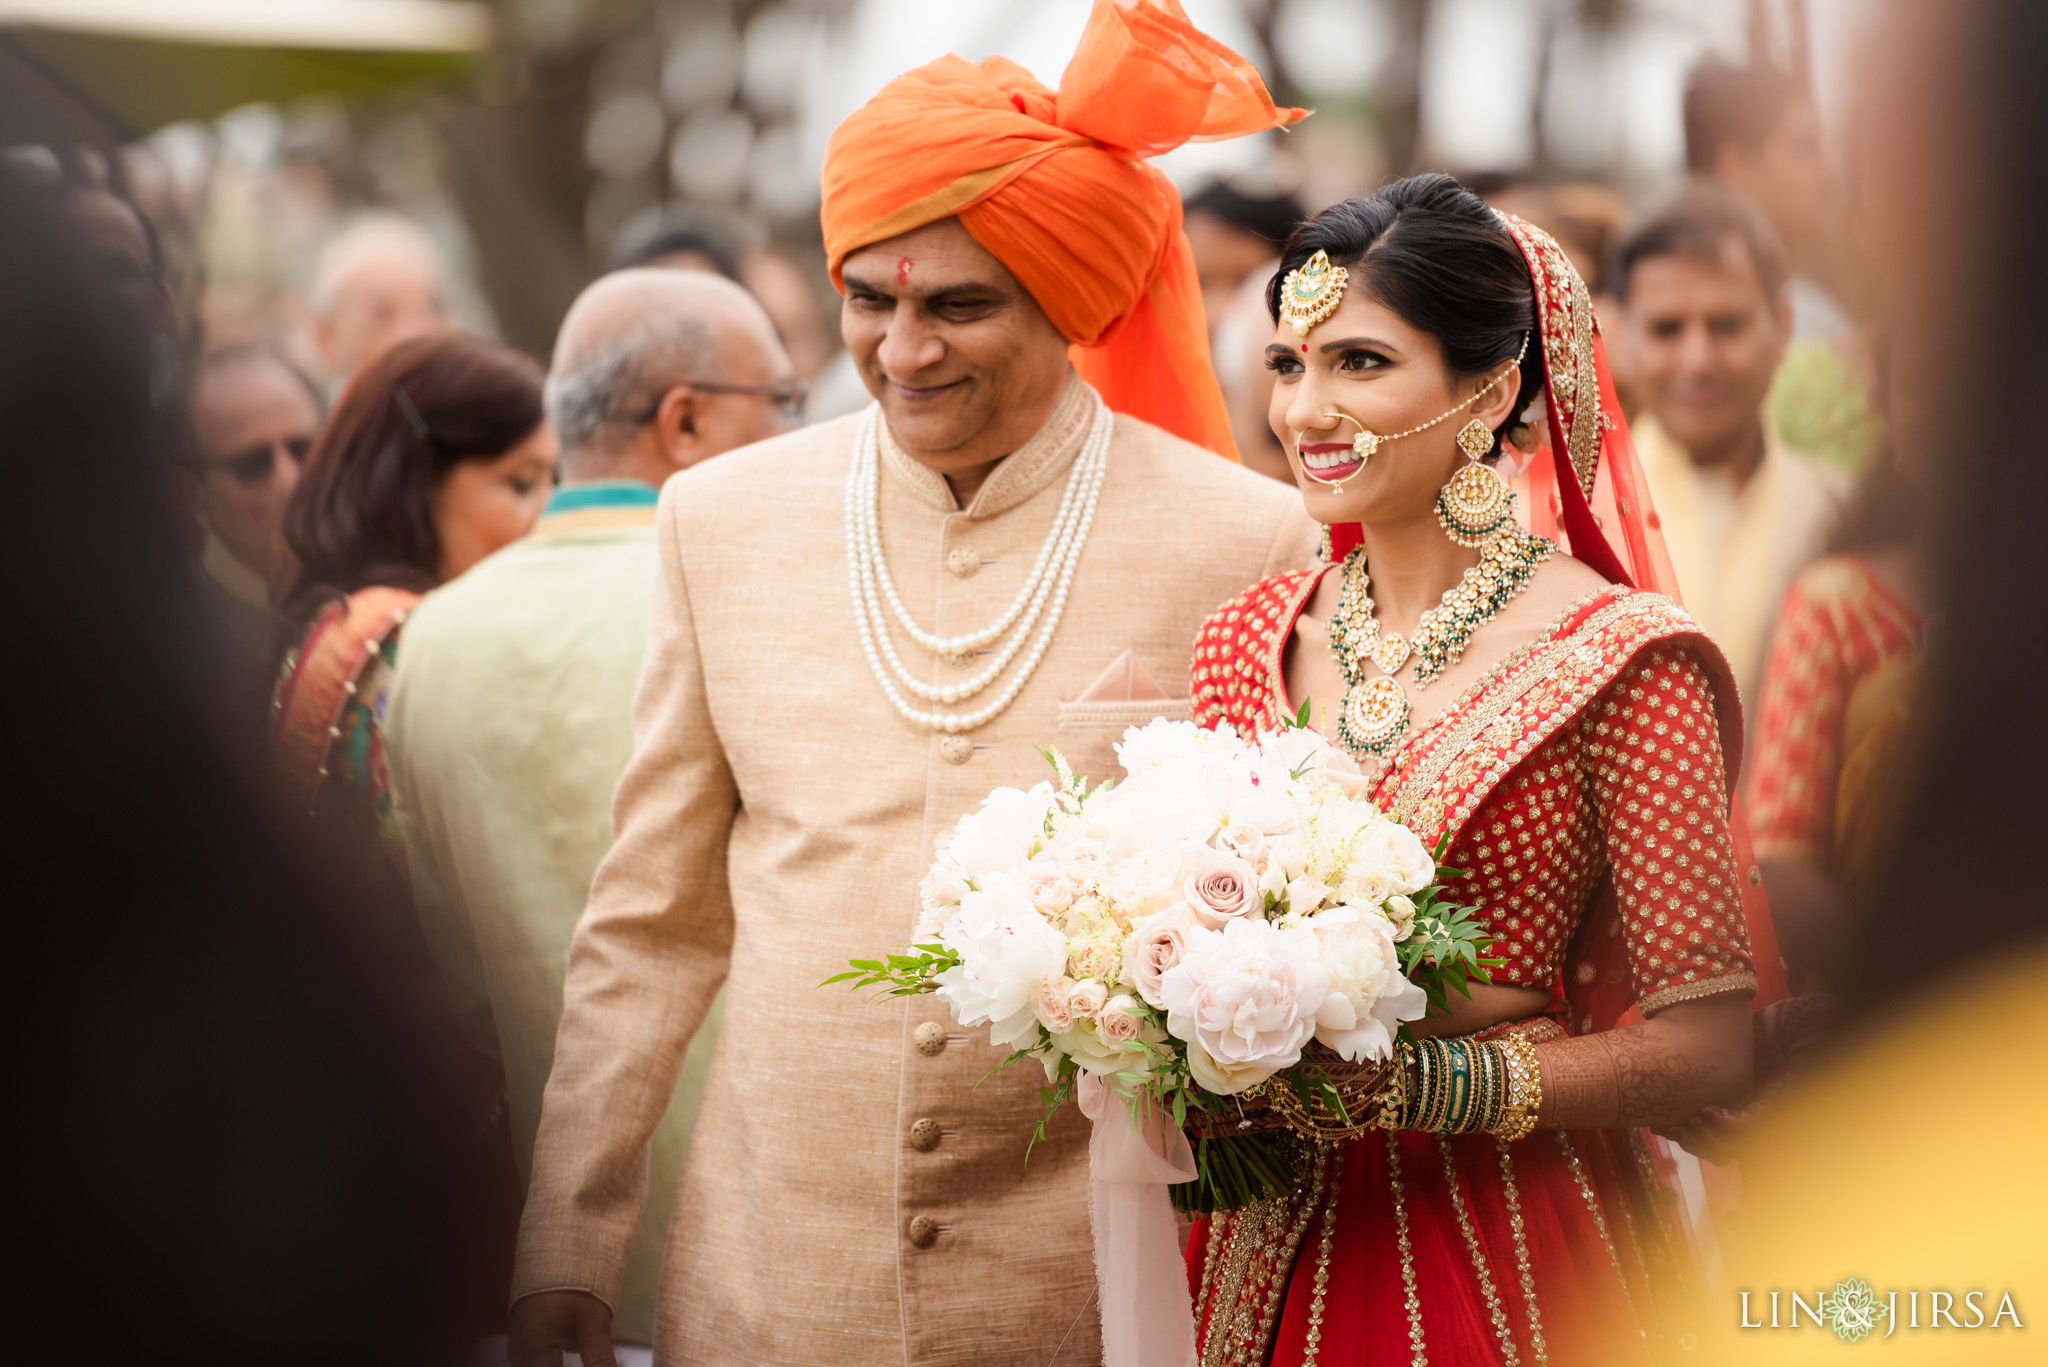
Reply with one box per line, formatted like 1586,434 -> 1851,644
514,376 -> 1317,1365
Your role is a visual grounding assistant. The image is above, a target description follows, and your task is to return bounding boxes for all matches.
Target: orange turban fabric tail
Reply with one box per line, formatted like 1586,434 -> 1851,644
821,0 -> 1304,459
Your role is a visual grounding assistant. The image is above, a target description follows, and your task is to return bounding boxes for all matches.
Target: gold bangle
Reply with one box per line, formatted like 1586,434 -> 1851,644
1492,1031 -> 1544,1141
1254,1055 -> 1404,1142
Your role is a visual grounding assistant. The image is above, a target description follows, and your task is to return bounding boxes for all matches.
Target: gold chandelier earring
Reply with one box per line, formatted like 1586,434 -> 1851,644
1434,335 -> 1529,548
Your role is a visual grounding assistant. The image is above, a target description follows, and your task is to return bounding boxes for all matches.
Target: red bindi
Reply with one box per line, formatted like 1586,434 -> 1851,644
896,257 -> 913,285
1300,344 -> 1308,352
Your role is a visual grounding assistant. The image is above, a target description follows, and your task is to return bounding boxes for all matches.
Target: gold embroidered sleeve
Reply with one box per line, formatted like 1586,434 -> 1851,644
1580,647 -> 1758,1014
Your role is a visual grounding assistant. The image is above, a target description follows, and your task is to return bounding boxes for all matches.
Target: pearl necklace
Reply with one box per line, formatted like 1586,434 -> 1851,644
845,400 -> 1112,733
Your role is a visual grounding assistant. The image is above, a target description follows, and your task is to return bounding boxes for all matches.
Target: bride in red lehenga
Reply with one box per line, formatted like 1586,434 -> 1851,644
1184,175 -> 1787,1366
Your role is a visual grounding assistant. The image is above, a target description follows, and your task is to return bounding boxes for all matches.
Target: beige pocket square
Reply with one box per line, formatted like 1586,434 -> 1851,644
1074,649 -> 1172,703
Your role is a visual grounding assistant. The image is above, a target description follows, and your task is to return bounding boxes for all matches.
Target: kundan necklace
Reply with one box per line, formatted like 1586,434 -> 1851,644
1326,523 -> 1554,757
846,399 -> 1112,734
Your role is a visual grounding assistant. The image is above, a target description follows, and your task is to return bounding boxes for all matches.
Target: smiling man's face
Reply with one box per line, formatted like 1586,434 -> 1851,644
839,217 -> 1073,481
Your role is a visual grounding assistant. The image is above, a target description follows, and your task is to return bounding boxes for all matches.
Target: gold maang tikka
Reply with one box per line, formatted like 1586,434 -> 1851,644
1279,249 -> 1348,337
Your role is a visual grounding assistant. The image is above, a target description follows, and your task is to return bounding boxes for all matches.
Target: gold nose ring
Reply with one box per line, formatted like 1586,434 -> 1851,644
1298,411 -> 1380,489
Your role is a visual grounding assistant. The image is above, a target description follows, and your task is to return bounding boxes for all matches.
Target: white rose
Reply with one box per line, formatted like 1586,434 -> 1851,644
1305,905 -> 1429,1063
1256,727 -> 1369,791
1180,850 -> 1260,930
1024,867 -> 1077,917
913,904 -> 947,940
1285,874 -> 1333,917
1069,979 -> 1109,1018
1218,821 -> 1269,864
1183,1037 -> 1277,1095
1056,1005 -> 1166,1076
1353,819 -> 1435,896
1059,839 -> 1115,889
1338,866 -> 1394,909
934,875 -> 1069,1049
1120,903 -> 1200,1008
1382,894 -> 1418,939
1104,848 -> 1184,919
941,783 -> 1057,878
1159,920 -> 1330,1090
920,860 -> 970,912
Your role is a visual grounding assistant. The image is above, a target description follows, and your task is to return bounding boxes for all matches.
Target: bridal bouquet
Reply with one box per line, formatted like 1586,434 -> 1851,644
831,714 -> 1498,1212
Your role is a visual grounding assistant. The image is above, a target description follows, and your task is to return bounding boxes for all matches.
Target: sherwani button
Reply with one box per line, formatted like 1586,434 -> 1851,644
913,1021 -> 947,1055
946,546 -> 981,578
909,1118 -> 942,1151
938,734 -> 974,765
907,1214 -> 939,1248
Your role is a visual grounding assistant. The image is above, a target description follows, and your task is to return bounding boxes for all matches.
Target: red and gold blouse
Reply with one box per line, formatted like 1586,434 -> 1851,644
1746,552 -> 1921,864
1192,573 -> 1758,1017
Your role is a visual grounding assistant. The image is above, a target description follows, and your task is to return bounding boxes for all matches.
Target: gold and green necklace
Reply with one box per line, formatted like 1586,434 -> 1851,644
1327,524 -> 1554,757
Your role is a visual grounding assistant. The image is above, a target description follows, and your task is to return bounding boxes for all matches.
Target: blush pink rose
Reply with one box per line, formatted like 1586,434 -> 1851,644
1033,975 -> 1078,1032
1099,995 -> 1145,1044
1181,851 -> 1259,930
1025,870 -> 1077,917
1120,903 -> 1200,1009
1069,979 -> 1109,1018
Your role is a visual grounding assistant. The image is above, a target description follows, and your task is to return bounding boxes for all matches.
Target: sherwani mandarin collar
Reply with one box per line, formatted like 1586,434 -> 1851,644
877,370 -> 1096,517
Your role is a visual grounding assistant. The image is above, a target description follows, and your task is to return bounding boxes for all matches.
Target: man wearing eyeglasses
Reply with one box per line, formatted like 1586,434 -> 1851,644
384,267 -> 793,1359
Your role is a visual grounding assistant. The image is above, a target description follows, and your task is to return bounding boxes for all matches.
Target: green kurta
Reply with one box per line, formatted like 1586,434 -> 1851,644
386,481 -> 718,1345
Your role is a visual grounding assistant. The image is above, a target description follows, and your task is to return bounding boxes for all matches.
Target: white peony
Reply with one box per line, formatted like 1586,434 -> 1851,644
1304,905 -> 1429,1063
1352,819 -> 1435,896
1103,847 -> 1185,920
1115,717 -> 1237,776
1159,919 -> 1330,1093
941,783 -> 1058,879
935,873 -> 1069,1049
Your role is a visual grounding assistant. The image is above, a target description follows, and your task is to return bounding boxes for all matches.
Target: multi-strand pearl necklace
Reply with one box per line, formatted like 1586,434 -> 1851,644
845,399 -> 1112,733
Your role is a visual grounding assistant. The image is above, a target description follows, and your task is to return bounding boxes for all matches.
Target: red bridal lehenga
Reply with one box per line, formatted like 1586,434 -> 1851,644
1182,214 -> 1787,1367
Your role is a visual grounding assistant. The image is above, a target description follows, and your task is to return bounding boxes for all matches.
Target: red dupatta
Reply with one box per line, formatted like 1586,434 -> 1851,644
1329,211 -> 1787,1032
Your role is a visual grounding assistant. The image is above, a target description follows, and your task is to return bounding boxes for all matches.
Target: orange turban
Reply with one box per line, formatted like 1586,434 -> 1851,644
821,0 -> 1304,460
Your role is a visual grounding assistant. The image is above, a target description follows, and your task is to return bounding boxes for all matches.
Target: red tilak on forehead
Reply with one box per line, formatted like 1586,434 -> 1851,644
896,257 -> 913,285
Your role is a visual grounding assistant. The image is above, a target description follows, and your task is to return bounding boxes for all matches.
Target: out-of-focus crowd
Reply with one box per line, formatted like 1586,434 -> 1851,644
4,5 -> 2043,1361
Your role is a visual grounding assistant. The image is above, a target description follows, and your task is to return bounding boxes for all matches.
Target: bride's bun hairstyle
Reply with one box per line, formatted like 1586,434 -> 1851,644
1265,173 -> 1544,460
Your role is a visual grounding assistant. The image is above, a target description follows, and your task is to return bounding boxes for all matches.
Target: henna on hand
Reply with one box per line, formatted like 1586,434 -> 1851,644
1534,995 -> 1751,1130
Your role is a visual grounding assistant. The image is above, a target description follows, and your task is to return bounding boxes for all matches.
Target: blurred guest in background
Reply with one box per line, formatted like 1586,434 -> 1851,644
271,331 -> 553,1338
610,204 -> 746,280
178,346 -> 320,717
1745,339 -> 1927,984
3,159 -> 492,1367
182,349 -> 317,605
1182,175 -> 1303,344
1685,57 -> 1848,344
1707,1 -> 2047,1352
306,213 -> 453,390
1615,187 -> 1846,717
273,333 -> 553,857
1686,56 -> 1881,475
386,269 -> 792,1352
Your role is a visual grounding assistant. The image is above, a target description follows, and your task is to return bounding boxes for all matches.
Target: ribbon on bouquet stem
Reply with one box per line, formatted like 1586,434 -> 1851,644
1076,1074 -> 1200,1367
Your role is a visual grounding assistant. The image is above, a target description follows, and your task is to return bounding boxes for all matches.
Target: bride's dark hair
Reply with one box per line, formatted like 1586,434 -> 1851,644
1266,173 -> 1543,458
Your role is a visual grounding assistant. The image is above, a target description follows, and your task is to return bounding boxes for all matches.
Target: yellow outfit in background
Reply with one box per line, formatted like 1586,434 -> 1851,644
1634,415 -> 1847,720
386,482 -> 717,1346
1706,945 -> 2048,1361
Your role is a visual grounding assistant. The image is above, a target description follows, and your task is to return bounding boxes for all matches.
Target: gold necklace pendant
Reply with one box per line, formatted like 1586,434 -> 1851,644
1343,675 -> 1411,750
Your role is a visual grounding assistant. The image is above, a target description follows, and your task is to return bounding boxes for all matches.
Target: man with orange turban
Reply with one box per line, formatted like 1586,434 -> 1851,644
509,5 -> 1314,1365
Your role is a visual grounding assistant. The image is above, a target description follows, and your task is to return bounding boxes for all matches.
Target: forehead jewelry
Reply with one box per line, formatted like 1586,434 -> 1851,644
1296,333 -> 1529,491
1279,249 -> 1349,337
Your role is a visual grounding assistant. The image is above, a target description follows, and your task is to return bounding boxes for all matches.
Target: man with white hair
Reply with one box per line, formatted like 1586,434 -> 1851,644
306,213 -> 453,386
384,269 -> 796,1354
